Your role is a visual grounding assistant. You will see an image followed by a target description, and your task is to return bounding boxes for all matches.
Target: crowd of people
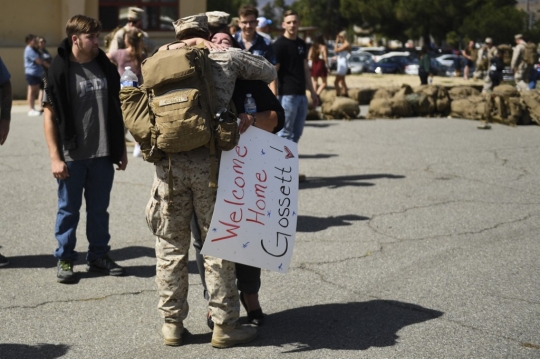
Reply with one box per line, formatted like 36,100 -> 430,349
1,4 -> 324,350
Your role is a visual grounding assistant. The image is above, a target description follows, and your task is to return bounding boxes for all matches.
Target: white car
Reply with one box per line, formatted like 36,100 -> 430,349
377,51 -> 410,61
348,52 -> 374,74
436,54 -> 458,68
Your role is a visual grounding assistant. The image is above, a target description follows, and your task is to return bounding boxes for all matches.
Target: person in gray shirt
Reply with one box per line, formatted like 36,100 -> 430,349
43,15 -> 127,284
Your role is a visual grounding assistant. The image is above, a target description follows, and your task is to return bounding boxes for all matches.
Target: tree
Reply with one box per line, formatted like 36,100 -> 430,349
340,0 -> 521,48
460,3 -> 525,45
261,2 -> 277,25
289,0 -> 346,38
341,0 -> 409,44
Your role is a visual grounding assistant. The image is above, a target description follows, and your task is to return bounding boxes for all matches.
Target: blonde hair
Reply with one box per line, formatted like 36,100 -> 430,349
125,28 -> 144,67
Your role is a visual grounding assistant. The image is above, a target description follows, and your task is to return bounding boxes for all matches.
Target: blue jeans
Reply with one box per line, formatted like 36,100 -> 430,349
54,156 -> 114,262
278,95 -> 308,143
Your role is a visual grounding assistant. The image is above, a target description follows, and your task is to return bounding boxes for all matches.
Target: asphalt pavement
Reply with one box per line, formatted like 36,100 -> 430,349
1,105 -> 539,358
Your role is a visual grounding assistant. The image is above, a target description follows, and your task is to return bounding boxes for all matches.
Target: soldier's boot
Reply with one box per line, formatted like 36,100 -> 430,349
162,322 -> 184,346
211,322 -> 257,348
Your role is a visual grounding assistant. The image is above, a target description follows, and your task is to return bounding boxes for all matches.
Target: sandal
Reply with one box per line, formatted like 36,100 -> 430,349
240,291 -> 265,326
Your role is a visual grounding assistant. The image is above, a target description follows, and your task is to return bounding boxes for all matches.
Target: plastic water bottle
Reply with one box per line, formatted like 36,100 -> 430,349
244,93 -> 257,114
120,66 -> 138,88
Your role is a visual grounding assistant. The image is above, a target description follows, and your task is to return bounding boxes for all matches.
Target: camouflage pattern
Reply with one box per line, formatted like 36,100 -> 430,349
208,48 -> 276,108
147,50 -> 274,326
475,45 -> 498,79
511,43 -> 531,91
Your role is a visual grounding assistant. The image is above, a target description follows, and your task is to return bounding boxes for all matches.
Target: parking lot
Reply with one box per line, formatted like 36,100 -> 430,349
1,100 -> 539,358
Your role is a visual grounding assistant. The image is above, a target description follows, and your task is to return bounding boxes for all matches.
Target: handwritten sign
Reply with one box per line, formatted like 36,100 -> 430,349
201,126 -> 298,273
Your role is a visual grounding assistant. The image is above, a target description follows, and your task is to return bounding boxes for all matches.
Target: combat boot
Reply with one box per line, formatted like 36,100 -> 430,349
211,322 -> 257,348
162,322 -> 183,346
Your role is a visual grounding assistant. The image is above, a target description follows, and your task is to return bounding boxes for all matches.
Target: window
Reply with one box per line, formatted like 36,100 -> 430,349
99,1 -> 179,31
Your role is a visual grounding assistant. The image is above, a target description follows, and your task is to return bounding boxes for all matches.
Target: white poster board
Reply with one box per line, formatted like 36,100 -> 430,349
201,126 -> 298,273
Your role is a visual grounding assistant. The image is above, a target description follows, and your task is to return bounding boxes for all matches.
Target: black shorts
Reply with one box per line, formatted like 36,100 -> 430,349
25,74 -> 41,86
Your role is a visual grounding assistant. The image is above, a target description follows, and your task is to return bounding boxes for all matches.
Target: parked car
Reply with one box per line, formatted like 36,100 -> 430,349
358,46 -> 387,61
368,55 -> 411,74
404,58 -> 449,76
348,52 -> 374,74
377,51 -> 411,61
435,54 -> 459,68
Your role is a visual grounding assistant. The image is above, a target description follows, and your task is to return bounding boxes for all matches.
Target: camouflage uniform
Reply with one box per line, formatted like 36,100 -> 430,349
146,47 -> 276,326
481,46 -> 499,92
511,41 -> 531,91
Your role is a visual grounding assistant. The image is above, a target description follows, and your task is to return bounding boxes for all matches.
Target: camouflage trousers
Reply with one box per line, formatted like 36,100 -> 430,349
514,64 -> 532,91
145,147 -> 240,325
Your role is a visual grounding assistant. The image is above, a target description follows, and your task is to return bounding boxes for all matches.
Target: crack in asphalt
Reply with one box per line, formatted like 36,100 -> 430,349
423,161 -> 540,198
0,286 -> 189,311
493,149 -> 533,182
363,195 -> 536,242
297,246 -> 382,266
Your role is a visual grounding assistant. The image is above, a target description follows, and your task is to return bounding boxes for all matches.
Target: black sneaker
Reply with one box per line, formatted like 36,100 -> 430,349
86,255 -> 125,276
0,253 -> 9,267
57,260 -> 76,283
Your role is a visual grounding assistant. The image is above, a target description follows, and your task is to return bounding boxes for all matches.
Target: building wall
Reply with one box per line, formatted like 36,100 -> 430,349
0,0 -> 206,99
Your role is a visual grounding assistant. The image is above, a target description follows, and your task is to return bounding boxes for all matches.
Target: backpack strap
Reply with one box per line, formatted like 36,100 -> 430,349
197,47 -> 220,188
167,155 -> 174,206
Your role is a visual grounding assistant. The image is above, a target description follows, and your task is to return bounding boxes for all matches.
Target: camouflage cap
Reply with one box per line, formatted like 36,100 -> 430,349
206,11 -> 229,27
228,17 -> 239,27
485,37 -> 492,44
173,14 -> 208,40
515,34 -> 523,40
127,7 -> 144,21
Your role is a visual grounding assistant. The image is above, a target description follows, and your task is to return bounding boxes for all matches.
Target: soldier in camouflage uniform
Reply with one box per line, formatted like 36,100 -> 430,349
479,38 -> 499,92
146,14 -> 276,348
511,34 -> 532,91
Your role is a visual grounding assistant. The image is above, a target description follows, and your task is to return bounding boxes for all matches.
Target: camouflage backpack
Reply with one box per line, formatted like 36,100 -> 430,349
120,43 -> 239,190
497,44 -> 512,66
524,42 -> 539,65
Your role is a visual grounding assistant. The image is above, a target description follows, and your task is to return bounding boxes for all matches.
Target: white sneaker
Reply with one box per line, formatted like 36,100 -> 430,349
28,109 -> 41,116
133,143 -> 142,157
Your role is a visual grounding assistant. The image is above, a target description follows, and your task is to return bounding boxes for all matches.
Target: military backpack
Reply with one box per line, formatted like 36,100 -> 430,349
524,42 -> 539,65
120,43 -> 239,190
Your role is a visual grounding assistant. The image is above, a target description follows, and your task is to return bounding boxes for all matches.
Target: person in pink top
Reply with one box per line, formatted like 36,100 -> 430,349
108,28 -> 146,157
107,28 -> 146,84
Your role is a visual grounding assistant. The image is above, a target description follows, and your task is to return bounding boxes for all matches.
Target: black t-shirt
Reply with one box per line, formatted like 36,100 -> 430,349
232,80 -> 285,134
273,36 -> 307,96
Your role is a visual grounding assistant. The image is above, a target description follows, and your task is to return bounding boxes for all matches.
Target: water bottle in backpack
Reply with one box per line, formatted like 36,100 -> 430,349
244,93 -> 257,114
120,66 -> 138,88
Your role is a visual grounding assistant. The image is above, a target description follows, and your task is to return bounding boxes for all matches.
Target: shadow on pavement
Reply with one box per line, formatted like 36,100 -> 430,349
299,153 -> 339,159
304,122 -> 336,128
3,246 -> 198,276
0,343 -> 70,359
300,174 -> 405,190
254,300 -> 443,353
297,214 -> 369,232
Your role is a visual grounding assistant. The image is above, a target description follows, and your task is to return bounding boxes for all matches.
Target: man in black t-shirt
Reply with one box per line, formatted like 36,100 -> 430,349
273,10 -> 318,144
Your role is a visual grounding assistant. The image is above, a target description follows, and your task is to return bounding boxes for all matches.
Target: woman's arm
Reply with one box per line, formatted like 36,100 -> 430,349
239,110 -> 278,133
335,41 -> 350,53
